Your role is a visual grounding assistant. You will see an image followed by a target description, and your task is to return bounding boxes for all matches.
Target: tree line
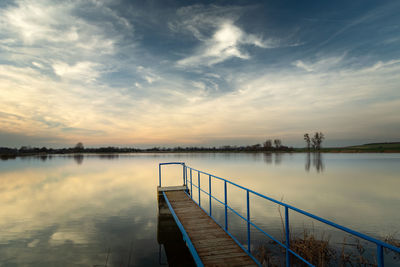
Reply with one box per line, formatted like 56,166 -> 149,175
0,139 -> 294,157
1,133 -> 325,157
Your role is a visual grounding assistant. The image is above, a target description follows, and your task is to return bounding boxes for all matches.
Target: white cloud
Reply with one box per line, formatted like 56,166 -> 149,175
178,21 -> 274,66
293,55 -> 345,72
49,231 -> 88,245
137,66 -> 160,84
32,61 -> 44,69
52,61 -> 100,82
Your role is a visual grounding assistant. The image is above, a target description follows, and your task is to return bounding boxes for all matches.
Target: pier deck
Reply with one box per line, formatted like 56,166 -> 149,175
161,189 -> 256,267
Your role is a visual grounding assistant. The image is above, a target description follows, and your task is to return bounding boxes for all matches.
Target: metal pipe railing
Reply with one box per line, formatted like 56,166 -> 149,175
158,162 -> 400,267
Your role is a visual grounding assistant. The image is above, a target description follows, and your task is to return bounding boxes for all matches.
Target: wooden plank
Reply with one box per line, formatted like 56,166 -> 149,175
158,185 -> 187,192
164,190 -> 257,266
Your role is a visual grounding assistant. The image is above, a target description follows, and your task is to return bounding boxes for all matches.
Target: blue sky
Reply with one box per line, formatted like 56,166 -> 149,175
0,0 -> 399,148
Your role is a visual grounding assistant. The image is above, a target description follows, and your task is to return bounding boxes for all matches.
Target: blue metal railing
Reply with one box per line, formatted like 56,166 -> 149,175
158,162 -> 400,267
162,191 -> 203,266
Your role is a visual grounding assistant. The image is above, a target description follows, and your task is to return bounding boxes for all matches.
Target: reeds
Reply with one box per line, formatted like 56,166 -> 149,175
290,228 -> 334,266
254,204 -> 400,266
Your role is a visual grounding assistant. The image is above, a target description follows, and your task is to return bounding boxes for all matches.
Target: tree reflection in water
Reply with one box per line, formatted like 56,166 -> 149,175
73,154 -> 84,165
305,152 -> 324,172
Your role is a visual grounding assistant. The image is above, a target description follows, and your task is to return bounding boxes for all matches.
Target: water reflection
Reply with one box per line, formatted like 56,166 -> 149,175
157,193 -> 195,266
73,154 -> 84,165
274,153 -> 282,165
263,153 -> 273,164
0,157 -> 160,266
262,152 -> 283,165
305,152 -> 324,172
260,152 -> 324,172
0,153 -> 399,266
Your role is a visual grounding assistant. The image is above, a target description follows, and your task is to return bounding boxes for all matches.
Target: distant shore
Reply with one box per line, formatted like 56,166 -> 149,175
1,142 -> 400,159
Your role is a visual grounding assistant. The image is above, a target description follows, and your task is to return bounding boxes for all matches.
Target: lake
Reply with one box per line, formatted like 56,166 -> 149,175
0,153 -> 399,266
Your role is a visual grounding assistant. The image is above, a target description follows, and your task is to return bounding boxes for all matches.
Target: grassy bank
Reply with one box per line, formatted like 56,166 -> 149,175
295,142 -> 400,153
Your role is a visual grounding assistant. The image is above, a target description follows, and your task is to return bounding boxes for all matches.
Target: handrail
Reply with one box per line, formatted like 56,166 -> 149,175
158,162 -> 185,187
158,162 -> 400,267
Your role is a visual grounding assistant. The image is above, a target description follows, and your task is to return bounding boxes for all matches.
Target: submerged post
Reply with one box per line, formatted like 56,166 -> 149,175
285,206 -> 290,267
377,245 -> 384,267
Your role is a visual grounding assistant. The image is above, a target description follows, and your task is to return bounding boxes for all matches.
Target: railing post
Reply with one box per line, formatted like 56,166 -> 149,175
198,172 -> 201,206
190,169 -> 193,199
158,164 -> 161,187
377,244 -> 384,267
209,175 -> 212,216
224,180 -> 228,231
182,163 -> 186,185
247,190 -> 250,253
285,206 -> 290,267
185,165 -> 188,186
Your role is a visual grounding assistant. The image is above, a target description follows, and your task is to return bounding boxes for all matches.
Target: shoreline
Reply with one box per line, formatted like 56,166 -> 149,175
2,149 -> 400,159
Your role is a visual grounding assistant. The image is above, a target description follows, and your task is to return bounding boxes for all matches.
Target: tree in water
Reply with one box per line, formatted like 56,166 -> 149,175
304,133 -> 311,151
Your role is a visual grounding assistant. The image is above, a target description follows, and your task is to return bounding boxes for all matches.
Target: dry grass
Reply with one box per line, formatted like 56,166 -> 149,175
290,229 -> 334,266
254,203 -> 400,266
384,233 -> 400,261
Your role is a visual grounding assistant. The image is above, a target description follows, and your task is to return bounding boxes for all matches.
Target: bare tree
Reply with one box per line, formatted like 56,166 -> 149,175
304,133 -> 311,150
273,139 -> 281,148
311,132 -> 325,150
263,139 -> 272,150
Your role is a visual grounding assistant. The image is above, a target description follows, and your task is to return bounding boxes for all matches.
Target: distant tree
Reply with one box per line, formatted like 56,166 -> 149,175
304,133 -> 311,150
74,142 -> 84,152
273,139 -> 282,148
311,132 -> 325,150
263,139 -> 272,150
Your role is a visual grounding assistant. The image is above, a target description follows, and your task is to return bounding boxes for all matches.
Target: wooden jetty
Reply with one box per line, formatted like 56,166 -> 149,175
158,186 -> 257,267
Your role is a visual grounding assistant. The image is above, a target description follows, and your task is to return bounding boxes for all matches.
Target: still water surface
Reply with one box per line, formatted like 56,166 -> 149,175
0,153 -> 399,266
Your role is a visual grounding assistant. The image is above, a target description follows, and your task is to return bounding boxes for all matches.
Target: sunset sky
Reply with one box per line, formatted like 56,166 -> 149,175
1,0 -> 399,148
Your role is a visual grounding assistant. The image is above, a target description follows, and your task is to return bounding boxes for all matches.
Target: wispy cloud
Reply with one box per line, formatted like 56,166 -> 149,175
293,55 -> 345,72
0,1 -> 399,147
52,61 -> 100,82
169,4 -> 280,67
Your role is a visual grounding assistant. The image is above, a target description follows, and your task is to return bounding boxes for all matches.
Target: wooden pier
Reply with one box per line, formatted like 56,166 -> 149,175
158,186 -> 257,267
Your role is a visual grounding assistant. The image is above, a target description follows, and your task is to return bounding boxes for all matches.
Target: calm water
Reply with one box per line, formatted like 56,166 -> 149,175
0,153 -> 399,266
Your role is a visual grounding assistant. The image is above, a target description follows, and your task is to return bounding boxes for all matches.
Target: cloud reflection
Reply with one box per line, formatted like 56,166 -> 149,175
0,156 -> 159,265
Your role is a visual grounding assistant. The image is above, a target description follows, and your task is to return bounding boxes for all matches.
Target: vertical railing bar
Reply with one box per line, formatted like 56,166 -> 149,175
377,244 -> 384,267
224,180 -> 228,231
190,168 -> 193,199
182,163 -> 185,185
185,165 -> 188,186
247,190 -> 251,253
198,171 -> 201,207
285,206 -> 290,267
158,164 -> 161,187
209,175 -> 212,216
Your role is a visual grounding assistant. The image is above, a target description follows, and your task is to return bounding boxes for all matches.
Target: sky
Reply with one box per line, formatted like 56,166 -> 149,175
0,0 -> 400,148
